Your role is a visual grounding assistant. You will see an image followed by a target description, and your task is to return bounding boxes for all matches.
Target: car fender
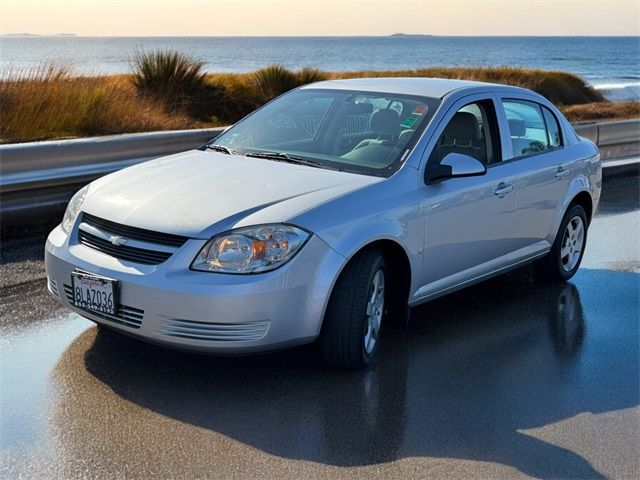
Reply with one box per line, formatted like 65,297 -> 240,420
313,224 -> 419,328
291,169 -> 424,299
549,174 -> 592,244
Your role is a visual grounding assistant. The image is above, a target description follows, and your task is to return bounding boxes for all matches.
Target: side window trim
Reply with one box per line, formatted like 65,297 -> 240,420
541,105 -> 564,148
538,103 -> 552,147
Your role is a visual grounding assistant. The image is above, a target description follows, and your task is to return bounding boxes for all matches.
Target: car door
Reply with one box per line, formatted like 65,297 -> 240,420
497,97 -> 571,250
416,94 -> 523,300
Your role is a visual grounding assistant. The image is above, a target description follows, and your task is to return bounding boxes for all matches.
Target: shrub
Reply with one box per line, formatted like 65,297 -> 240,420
130,50 -> 225,121
131,50 -> 210,109
297,67 -> 328,85
206,74 -> 263,123
252,64 -> 299,100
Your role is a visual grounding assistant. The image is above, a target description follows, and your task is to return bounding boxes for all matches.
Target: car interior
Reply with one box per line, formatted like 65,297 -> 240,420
428,100 -> 500,169
220,91 -> 437,173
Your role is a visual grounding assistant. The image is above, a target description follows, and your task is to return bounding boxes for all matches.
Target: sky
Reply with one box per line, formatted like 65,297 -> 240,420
1,0 -> 638,37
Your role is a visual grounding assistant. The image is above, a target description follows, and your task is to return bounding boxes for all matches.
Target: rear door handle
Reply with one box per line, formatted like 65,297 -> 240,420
494,182 -> 514,197
555,166 -> 570,179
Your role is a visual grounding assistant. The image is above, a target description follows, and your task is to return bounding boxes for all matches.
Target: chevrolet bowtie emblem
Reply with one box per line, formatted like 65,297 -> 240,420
108,235 -> 128,246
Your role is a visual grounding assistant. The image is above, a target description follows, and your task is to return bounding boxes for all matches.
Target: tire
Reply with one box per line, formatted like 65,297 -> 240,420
321,249 -> 386,370
536,204 -> 588,283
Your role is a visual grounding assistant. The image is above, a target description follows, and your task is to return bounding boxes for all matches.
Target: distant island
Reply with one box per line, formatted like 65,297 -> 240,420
2,33 -> 77,37
390,33 -> 433,37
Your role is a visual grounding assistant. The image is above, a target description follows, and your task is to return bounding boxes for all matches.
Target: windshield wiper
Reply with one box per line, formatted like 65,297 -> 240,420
245,151 -> 332,170
204,144 -> 236,155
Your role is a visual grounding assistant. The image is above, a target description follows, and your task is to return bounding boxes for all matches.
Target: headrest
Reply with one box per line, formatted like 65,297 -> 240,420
371,109 -> 400,138
347,102 -> 374,115
444,112 -> 480,139
508,117 -> 526,137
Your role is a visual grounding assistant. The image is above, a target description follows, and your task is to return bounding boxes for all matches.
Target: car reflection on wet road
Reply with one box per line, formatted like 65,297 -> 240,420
1,176 -> 638,479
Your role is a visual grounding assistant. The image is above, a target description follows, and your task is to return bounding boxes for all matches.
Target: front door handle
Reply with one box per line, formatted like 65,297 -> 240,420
494,182 -> 514,197
555,166 -> 570,179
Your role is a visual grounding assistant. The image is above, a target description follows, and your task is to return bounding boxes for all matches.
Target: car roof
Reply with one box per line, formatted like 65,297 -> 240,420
302,77 -> 531,99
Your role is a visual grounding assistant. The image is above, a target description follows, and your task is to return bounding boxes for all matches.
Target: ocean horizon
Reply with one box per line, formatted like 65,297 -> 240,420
2,35 -> 639,100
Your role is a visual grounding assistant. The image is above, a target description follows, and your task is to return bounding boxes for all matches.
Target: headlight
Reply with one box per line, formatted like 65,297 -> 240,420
61,185 -> 88,235
191,224 -> 310,274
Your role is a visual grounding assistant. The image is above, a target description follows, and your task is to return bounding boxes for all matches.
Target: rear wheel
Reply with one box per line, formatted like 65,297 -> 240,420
536,204 -> 588,283
321,249 -> 386,370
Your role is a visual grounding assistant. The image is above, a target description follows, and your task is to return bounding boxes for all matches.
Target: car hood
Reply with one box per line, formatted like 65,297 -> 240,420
82,150 -> 383,238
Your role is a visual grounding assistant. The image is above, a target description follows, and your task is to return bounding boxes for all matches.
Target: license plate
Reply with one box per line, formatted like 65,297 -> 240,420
71,271 -> 118,315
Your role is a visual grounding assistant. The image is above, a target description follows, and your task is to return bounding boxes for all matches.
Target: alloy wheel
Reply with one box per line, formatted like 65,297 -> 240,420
560,216 -> 585,272
364,269 -> 385,354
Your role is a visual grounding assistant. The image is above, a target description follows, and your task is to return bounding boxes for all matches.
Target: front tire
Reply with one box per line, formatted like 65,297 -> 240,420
537,204 -> 588,283
321,249 -> 386,370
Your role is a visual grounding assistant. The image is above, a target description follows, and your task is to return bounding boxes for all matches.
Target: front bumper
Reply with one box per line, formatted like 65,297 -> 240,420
45,225 -> 345,353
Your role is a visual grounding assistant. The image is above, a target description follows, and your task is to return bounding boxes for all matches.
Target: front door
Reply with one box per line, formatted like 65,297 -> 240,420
416,97 -> 521,301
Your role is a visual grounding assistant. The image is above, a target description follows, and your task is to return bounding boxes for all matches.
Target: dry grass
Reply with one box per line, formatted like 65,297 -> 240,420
560,101 -> 640,122
0,65 -> 196,143
0,63 -> 635,144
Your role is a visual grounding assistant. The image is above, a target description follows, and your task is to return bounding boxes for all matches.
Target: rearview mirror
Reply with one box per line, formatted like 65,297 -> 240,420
426,153 -> 487,183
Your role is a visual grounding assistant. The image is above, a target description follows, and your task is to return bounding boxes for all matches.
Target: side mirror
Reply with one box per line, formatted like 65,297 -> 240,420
426,153 -> 487,183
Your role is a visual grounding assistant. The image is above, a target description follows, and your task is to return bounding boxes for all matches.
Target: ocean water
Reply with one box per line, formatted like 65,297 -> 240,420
1,36 -> 639,100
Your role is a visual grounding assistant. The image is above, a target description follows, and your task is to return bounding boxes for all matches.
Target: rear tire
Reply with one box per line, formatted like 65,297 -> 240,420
321,249 -> 386,370
536,204 -> 588,283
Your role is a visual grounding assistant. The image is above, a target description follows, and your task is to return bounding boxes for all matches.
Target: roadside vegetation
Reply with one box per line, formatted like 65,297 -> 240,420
0,51 -> 636,143
0,63 -> 192,142
560,101 -> 640,122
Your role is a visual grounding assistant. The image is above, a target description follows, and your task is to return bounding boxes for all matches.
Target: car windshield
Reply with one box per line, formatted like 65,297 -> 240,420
208,88 -> 440,177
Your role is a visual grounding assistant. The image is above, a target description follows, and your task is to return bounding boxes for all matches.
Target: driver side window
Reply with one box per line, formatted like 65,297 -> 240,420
428,100 -> 501,167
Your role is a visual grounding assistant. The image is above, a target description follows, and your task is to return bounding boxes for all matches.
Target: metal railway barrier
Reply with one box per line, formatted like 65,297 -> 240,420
1,120 -> 638,222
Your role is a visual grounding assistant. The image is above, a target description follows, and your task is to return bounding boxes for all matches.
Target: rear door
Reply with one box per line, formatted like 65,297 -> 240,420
496,97 -> 571,250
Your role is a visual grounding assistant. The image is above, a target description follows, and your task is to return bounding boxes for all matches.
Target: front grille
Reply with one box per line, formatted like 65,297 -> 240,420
82,213 -> 189,247
159,318 -> 269,342
64,284 -> 143,329
78,230 -> 172,265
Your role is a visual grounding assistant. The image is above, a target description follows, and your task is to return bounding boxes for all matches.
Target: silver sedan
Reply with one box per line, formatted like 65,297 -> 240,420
45,78 -> 601,370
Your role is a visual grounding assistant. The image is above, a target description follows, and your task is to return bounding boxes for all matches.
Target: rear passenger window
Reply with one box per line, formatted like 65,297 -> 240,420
502,99 -> 563,158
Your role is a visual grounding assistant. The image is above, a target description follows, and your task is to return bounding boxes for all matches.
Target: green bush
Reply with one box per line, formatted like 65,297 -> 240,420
297,67 -> 329,85
131,49 -> 206,97
252,64 -> 299,100
130,50 -> 223,120
132,50 -> 206,95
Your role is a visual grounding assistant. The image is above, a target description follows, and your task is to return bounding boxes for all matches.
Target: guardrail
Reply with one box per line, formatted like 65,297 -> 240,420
1,120 -> 638,220
573,119 -> 640,159
1,127 -> 225,216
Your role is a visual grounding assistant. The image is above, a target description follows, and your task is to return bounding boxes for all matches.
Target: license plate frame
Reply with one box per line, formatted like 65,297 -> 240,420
71,271 -> 118,316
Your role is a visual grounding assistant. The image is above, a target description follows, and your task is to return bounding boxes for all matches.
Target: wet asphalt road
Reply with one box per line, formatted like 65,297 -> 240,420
1,176 -> 639,479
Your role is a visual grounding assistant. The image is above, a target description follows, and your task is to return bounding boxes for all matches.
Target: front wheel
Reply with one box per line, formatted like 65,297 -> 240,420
320,249 -> 386,370
536,204 -> 588,283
